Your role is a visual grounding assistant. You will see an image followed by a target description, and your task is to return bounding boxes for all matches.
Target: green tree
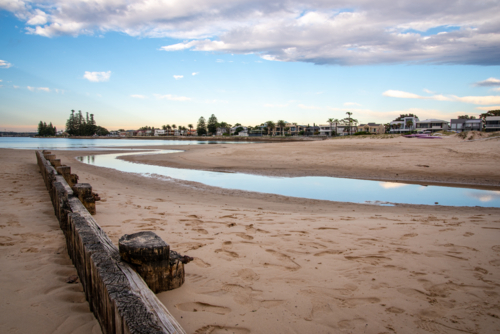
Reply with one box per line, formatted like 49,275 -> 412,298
277,120 -> 286,136
345,112 -> 353,135
406,119 -> 413,132
188,124 -> 193,135
265,120 -> 276,136
207,114 -> 218,135
197,116 -> 207,136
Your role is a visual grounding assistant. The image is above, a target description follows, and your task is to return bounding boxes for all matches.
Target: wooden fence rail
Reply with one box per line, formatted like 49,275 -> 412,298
36,150 -> 186,334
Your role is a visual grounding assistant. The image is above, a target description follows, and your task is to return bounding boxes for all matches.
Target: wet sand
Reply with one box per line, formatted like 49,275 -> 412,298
1,134 -> 500,334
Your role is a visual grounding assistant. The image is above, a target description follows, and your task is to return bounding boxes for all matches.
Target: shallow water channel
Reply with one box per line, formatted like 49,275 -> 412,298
77,150 -> 500,208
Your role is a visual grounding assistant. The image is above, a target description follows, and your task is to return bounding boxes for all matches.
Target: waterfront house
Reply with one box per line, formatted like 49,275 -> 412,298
389,115 -> 419,133
485,116 -> 500,132
450,118 -> 482,133
357,123 -> 385,134
416,119 -> 449,132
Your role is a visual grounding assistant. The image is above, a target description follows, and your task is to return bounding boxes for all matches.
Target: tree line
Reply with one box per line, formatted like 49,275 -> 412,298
65,110 -> 109,136
37,121 -> 57,136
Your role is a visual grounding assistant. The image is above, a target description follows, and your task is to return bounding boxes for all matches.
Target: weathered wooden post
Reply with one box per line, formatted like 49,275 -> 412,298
50,158 -> 62,168
56,165 -> 79,187
119,231 -> 192,293
72,183 -> 99,215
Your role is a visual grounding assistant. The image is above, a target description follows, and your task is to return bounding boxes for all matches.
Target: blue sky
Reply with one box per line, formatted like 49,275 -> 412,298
1,0 -> 500,132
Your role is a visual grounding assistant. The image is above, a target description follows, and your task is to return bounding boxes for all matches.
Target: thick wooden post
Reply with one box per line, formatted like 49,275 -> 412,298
72,183 -> 97,215
119,232 -> 191,293
56,165 -> 79,187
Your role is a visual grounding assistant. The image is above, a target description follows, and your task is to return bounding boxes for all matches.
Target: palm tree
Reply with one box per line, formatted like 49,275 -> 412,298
345,112 -> 353,135
162,125 -> 168,130
265,120 -> 276,136
277,120 -> 286,136
166,124 -> 172,135
406,120 -> 413,132
172,124 -> 177,135
188,124 -> 193,136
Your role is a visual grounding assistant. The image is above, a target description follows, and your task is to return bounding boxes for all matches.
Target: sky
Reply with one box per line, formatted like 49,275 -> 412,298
1,0 -> 500,132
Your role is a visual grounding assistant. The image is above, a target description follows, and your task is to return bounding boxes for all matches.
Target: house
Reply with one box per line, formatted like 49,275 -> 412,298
450,118 -> 482,133
318,124 -> 333,136
389,115 -> 419,133
230,126 -> 249,136
357,123 -> 385,134
416,119 -> 449,132
335,123 -> 358,135
485,116 -> 500,132
154,129 -> 166,136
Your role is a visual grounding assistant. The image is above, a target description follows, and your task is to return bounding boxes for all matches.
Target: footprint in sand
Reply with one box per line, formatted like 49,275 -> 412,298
264,249 -> 301,271
489,259 -> 500,267
492,245 -> 500,252
344,255 -> 391,265
336,297 -> 381,308
202,284 -> 262,306
314,250 -> 343,256
175,302 -> 231,315
386,306 -> 405,314
233,268 -> 260,282
193,228 -> 209,235
192,257 -> 211,268
235,232 -> 254,240
186,273 -> 207,283
194,325 -> 250,334
215,241 -> 239,260
401,233 -> 418,239
337,318 -> 367,330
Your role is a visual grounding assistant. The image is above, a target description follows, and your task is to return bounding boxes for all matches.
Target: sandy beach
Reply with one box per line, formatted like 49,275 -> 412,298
1,134 -> 500,334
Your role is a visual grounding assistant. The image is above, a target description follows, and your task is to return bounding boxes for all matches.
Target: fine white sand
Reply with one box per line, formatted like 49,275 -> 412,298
1,134 -> 500,334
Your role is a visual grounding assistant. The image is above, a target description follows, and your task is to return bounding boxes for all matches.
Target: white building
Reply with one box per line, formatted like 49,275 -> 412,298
416,119 -> 449,132
389,116 -> 419,133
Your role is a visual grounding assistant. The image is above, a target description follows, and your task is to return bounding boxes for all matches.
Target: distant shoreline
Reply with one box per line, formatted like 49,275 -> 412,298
32,135 -> 327,142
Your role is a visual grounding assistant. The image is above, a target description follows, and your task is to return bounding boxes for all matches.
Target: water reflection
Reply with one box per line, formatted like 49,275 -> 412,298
0,137 -> 251,150
76,155 -> 96,164
76,150 -> 500,208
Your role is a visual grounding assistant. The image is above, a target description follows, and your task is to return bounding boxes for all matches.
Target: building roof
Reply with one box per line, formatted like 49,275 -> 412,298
417,119 -> 449,123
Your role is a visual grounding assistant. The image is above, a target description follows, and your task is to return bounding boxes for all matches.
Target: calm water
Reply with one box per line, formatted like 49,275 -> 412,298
0,137 -> 247,150
76,150 -> 500,208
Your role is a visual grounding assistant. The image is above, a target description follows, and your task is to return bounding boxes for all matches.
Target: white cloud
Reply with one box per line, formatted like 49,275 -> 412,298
344,102 -> 361,106
27,9 -> 48,25
173,75 -> 183,80
38,87 -> 50,92
474,77 -> 500,87
131,94 -> 147,99
328,107 -> 465,123
0,60 -> 12,68
380,182 -> 408,189
423,88 -> 435,94
192,72 -> 199,76
383,90 -> 452,101
154,94 -> 191,101
13,85 -> 19,89
83,71 -> 111,82
452,95 -> 500,105
384,89 -> 500,105
475,106 -> 500,111
27,86 -> 35,91
4,1 -> 500,66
